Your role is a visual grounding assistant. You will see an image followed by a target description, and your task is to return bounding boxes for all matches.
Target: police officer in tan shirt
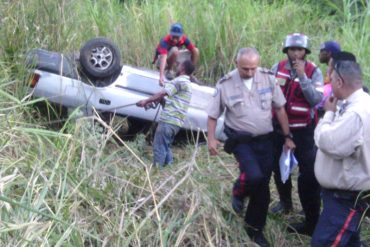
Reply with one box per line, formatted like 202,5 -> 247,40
207,48 -> 295,247
312,56 -> 370,246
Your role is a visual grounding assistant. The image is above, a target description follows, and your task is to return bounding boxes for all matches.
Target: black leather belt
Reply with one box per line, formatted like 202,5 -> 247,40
328,189 -> 370,203
252,133 -> 273,142
223,125 -> 272,154
224,125 -> 272,141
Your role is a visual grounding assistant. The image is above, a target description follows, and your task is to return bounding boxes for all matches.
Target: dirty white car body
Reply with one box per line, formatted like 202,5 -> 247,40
28,38 -> 225,140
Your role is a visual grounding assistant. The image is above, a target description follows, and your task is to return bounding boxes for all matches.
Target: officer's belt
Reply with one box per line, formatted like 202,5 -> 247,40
329,189 -> 370,218
328,188 -> 370,203
223,125 -> 272,154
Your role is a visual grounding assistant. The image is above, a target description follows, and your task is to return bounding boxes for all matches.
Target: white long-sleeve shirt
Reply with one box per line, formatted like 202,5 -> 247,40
314,89 -> 370,191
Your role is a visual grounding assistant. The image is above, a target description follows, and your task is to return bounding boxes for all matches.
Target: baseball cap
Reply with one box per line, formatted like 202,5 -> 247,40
170,23 -> 183,37
320,41 -> 341,54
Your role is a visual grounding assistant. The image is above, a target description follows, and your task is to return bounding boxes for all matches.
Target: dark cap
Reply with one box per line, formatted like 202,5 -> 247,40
320,41 -> 341,54
170,23 -> 183,37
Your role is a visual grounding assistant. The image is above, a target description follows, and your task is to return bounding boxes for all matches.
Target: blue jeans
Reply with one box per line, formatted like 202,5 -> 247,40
153,122 -> 180,167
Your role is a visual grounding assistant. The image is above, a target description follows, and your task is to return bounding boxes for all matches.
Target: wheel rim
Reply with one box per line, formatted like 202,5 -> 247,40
89,46 -> 113,71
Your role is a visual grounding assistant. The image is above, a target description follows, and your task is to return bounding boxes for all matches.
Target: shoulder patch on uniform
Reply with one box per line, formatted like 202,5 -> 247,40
218,74 -> 232,84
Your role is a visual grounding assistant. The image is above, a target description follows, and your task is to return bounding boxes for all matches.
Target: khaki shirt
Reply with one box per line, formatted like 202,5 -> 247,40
314,89 -> 370,191
207,68 -> 286,135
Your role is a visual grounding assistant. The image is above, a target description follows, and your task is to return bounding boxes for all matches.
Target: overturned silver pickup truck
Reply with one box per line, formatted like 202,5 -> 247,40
26,37 -> 225,140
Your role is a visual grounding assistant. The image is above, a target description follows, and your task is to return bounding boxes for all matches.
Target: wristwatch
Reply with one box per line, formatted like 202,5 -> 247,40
284,133 -> 293,140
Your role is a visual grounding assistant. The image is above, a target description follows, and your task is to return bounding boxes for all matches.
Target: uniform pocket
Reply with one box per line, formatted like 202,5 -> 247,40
229,98 -> 247,117
259,93 -> 272,110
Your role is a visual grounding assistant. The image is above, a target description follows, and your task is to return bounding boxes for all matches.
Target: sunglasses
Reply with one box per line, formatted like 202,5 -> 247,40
333,61 -> 346,83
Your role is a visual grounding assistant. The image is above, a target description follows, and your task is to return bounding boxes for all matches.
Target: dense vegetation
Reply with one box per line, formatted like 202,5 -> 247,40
0,0 -> 369,246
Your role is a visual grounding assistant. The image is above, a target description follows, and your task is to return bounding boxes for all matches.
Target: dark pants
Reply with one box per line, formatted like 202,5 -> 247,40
232,137 -> 274,231
273,124 -> 321,226
311,189 -> 368,247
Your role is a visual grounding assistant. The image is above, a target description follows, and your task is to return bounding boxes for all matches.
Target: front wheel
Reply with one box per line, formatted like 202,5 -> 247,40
79,37 -> 121,79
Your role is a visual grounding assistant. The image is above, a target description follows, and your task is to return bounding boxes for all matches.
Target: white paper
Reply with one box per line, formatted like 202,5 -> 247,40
279,148 -> 298,184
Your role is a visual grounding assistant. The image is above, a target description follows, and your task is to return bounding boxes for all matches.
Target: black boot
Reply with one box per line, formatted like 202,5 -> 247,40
231,196 -> 244,215
246,229 -> 270,247
270,201 -> 293,214
287,221 -> 316,236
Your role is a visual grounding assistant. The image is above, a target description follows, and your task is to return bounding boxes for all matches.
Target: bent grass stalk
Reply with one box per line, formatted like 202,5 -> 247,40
0,0 -> 369,246
92,110 -> 165,247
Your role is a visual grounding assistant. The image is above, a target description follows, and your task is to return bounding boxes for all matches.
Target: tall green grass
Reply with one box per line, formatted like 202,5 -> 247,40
0,0 -> 369,246
1,0 -> 369,83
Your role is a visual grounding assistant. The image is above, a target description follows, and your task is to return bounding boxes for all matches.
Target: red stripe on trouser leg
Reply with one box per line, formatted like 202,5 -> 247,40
233,170 -> 247,197
331,209 -> 357,247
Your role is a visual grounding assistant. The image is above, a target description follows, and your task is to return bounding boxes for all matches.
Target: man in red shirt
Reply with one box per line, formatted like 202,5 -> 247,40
153,23 -> 199,85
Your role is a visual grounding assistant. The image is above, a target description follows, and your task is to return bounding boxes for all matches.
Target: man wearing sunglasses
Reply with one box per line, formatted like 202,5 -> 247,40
270,33 -> 323,236
312,58 -> 370,246
153,23 -> 199,85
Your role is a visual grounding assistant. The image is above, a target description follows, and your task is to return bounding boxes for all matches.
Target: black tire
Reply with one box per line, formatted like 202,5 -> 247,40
79,37 -> 121,79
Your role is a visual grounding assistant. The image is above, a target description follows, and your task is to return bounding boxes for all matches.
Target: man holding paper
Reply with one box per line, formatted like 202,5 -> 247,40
270,33 -> 323,236
207,47 -> 295,247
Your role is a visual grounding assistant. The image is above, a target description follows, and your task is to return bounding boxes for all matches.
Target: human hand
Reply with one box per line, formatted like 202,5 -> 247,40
159,75 -> 165,86
324,96 -> 338,112
283,138 -> 296,151
136,100 -> 147,108
208,138 -> 221,156
292,60 -> 305,77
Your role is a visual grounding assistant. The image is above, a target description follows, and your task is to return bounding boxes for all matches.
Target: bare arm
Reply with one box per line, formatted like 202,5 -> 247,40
275,106 -> 296,150
136,90 -> 167,108
159,55 -> 167,86
190,47 -> 199,65
207,116 -> 220,156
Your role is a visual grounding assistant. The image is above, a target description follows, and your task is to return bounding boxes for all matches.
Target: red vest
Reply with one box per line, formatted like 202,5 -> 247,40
276,59 -> 317,129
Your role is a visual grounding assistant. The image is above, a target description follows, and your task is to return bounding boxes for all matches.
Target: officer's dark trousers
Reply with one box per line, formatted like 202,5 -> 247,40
311,189 -> 366,247
232,138 -> 274,231
273,124 -> 321,226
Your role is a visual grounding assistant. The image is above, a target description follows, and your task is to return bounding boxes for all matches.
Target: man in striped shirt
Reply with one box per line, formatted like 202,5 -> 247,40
136,60 -> 194,167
